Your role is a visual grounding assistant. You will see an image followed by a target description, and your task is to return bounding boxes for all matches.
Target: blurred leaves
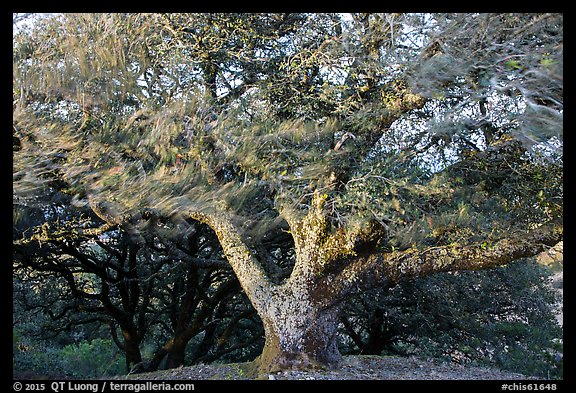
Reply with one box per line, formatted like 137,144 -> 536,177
13,11 -> 562,254
13,13 -> 563,378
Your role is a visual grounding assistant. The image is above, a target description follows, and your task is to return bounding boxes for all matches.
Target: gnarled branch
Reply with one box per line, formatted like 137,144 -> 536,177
326,221 -> 563,304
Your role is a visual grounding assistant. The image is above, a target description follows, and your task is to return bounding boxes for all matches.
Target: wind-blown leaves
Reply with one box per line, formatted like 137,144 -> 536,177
13,12 -> 562,248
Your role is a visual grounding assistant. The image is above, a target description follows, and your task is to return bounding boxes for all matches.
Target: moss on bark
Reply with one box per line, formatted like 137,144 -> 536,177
184,202 -> 562,379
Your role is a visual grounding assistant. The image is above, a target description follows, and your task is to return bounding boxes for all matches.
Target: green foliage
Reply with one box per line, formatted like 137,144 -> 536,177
408,14 -> 562,148
13,12 -> 563,376
14,336 -> 125,379
13,12 -> 562,237
59,339 -> 126,378
340,260 -> 563,379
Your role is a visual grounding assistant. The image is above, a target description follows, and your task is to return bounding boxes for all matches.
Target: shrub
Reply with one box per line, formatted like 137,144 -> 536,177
13,336 -> 124,379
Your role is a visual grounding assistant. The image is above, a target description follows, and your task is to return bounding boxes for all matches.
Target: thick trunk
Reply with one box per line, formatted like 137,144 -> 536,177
250,279 -> 342,376
149,338 -> 188,371
185,202 -> 563,378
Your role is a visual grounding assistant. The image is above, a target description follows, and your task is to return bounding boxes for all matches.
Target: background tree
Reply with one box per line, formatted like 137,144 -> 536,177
14,13 -> 562,376
13,191 -> 262,373
339,260 -> 562,378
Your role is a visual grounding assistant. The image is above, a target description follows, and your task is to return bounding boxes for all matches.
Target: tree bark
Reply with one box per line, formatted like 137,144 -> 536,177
165,338 -> 188,369
251,279 -> 342,374
185,200 -> 347,376
328,221 -> 563,301
184,201 -> 562,377
147,336 -> 188,371
184,209 -> 273,314
121,326 -> 144,373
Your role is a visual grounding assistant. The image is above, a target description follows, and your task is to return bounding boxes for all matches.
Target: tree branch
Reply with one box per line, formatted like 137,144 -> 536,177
183,208 -> 273,313
327,221 -> 563,303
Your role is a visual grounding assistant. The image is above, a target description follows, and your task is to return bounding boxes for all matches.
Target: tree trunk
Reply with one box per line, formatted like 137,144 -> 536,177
185,201 -> 562,378
165,338 -> 187,369
122,329 -> 144,373
250,279 -> 342,376
147,335 -> 193,371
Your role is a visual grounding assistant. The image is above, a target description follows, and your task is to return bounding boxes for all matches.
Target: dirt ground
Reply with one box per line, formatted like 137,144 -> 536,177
116,355 -> 536,381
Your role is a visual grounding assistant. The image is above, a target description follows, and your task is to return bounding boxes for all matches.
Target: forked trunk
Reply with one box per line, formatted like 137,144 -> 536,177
186,203 -> 562,379
165,338 -> 187,369
185,208 -> 346,375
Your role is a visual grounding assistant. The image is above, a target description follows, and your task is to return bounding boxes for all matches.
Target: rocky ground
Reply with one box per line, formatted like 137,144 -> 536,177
115,355 -> 536,381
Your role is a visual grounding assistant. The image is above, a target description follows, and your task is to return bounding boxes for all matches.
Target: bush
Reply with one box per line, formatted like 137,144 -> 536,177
58,339 -> 125,378
13,335 -> 125,379
13,334 -> 66,379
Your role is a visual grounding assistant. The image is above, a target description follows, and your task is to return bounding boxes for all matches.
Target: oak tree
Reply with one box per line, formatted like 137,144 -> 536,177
13,13 -> 562,375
